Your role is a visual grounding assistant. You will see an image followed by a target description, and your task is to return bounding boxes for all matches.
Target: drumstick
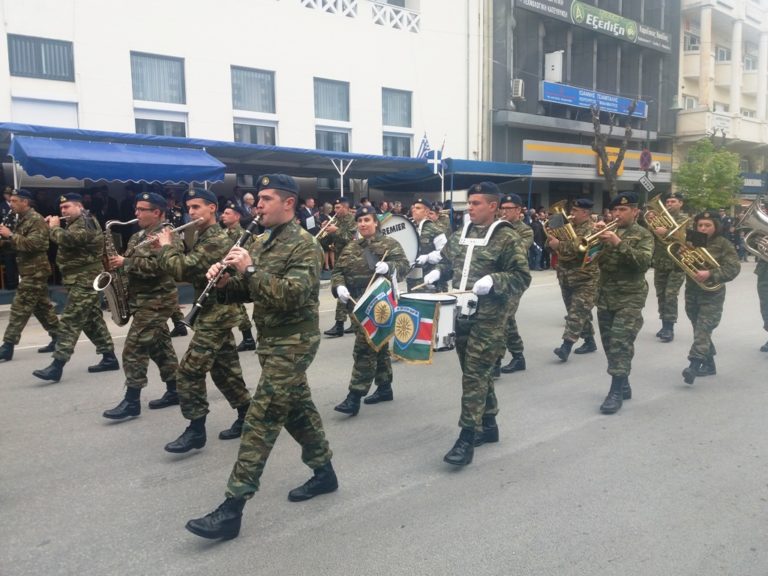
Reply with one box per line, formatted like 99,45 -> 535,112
364,250 -> 389,293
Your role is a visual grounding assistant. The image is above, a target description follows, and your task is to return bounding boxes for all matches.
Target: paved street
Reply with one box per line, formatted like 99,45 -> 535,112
2,264 -> 767,576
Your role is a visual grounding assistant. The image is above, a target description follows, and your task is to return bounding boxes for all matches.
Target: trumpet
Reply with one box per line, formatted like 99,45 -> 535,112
315,215 -> 337,241
130,218 -> 203,252
577,220 -> 620,253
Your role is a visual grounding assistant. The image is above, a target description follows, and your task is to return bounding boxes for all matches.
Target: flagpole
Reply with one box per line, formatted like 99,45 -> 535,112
364,250 -> 389,293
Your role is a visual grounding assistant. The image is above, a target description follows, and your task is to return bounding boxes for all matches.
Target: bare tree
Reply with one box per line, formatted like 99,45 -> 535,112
591,101 -> 637,198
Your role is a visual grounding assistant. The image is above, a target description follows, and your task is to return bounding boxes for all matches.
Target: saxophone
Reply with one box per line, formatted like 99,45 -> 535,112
93,219 -> 138,326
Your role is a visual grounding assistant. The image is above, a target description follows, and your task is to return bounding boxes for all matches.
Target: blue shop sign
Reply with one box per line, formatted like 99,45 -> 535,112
742,172 -> 766,194
540,81 -> 647,118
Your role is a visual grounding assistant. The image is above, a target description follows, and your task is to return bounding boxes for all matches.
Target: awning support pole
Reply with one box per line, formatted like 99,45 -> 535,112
10,134 -> 18,189
331,159 -> 353,198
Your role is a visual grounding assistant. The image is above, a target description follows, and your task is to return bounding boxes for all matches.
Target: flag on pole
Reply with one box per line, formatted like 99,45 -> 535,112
416,132 -> 431,159
425,149 -> 443,174
351,277 -> 397,351
392,298 -> 439,364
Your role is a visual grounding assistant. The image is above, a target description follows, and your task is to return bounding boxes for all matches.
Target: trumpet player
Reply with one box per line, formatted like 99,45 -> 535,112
102,192 -> 181,420
0,189 -> 60,362
323,197 -> 357,337
33,193 -> 118,382
681,211 -> 740,385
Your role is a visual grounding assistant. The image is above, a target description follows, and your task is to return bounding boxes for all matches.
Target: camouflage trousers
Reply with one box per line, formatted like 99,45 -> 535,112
654,266 -> 685,323
334,299 -> 347,323
558,269 -> 597,341
237,303 -> 252,332
123,297 -> 179,389
504,293 -> 524,354
170,305 -> 184,324
596,305 -> 644,377
348,322 -> 392,395
53,284 -> 114,362
3,277 -> 59,345
177,327 -> 251,421
226,331 -> 331,499
685,286 -> 725,361
455,317 -> 504,430
756,261 -> 768,331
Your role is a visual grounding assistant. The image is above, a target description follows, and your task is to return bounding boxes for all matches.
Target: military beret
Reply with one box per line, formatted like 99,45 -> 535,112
695,210 -> 721,223
412,197 -> 431,208
11,188 -> 33,200
135,192 -> 166,208
355,205 -> 378,220
257,173 -> 299,197
186,187 -> 217,205
333,197 -> 351,206
607,192 -> 638,209
500,193 -> 523,206
224,200 -> 248,217
662,192 -> 685,202
467,181 -> 501,197
572,198 -> 594,209
59,192 -> 83,204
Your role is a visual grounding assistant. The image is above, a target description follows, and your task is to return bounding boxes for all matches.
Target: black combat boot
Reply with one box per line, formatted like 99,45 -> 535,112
493,358 -> 502,378
573,336 -> 598,355
88,351 -> 119,373
287,461 -> 339,502
37,337 -> 57,353
236,329 -> 256,352
697,356 -> 716,377
186,497 -> 246,540
444,428 -> 475,466
553,339 -> 574,362
148,381 -> 179,409
165,417 -> 207,453
334,391 -> 362,416
501,353 -> 526,373
363,383 -> 393,405
32,358 -> 66,382
474,415 -> 499,447
599,376 -> 625,414
169,321 -> 188,337
103,387 -> 141,420
219,403 -> 250,440
683,359 -> 703,385
0,342 -> 14,362
658,321 -> 674,343
344,324 -> 355,334
622,378 -> 632,400
323,321 -> 345,337
761,340 -> 768,352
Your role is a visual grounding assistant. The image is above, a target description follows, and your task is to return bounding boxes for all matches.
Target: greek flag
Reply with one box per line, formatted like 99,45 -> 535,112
416,132 -> 431,159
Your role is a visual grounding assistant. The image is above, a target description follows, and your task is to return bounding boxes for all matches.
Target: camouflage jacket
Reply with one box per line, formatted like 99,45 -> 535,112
651,210 -> 689,270
597,221 -> 654,308
158,223 -> 237,330
437,213 -> 452,236
123,222 -> 182,304
221,220 -> 322,336
332,232 -> 410,300
330,213 -> 356,256
685,234 -> 740,294
50,212 -> 103,285
0,208 -> 50,281
509,219 -> 534,251
556,219 -> 600,278
437,222 -> 531,322
225,223 -> 254,250
417,219 -> 443,256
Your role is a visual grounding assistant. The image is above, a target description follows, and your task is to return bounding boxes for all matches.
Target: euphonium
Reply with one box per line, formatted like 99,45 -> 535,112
666,240 -> 722,292
577,220 -> 620,253
93,218 -> 138,326
735,196 -> 768,263
643,193 -> 690,244
544,200 -> 577,242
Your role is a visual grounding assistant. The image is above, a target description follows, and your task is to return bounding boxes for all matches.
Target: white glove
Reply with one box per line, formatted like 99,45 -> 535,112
423,270 -> 441,286
337,285 -> 351,304
416,255 -> 429,266
426,250 -> 442,265
375,261 -> 389,275
433,233 -> 448,251
472,275 -> 494,296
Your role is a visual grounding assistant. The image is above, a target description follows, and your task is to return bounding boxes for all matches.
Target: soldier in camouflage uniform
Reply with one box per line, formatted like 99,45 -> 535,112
0,189 -> 60,362
409,197 -> 448,291
221,200 -> 256,352
757,259 -> 768,352
497,193 -> 533,375
102,192 -> 181,420
332,206 -> 410,416
594,192 -> 654,415
548,198 -> 600,362
32,193 -> 118,382
681,211 -> 741,385
185,174 -> 336,541
323,197 -> 357,337
650,192 -> 688,342
157,188 -> 252,454
424,182 -> 531,467
165,195 -> 189,338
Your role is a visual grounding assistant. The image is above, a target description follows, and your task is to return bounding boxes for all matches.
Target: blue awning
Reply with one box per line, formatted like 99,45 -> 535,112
8,135 -> 226,184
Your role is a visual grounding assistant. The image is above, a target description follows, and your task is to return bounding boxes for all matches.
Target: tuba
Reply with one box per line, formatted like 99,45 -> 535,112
93,219 -> 138,326
544,200 -> 577,242
736,196 -> 768,263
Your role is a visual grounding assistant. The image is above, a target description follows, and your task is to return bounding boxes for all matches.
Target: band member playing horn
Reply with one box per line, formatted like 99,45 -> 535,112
423,182 -> 531,466
323,197 -> 357,337
156,188 -> 252,453
32,193 -> 118,382
681,210 -> 740,385
548,198 -> 600,362
186,174 -> 337,541
409,197 -> 448,291
0,189 -> 60,362
594,192 -> 654,415
102,192 -> 181,420
332,205 -> 410,416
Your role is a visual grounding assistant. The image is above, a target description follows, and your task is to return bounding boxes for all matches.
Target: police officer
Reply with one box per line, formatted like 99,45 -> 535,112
423,182 -> 531,466
323,197 -> 357,337
185,174 -> 337,541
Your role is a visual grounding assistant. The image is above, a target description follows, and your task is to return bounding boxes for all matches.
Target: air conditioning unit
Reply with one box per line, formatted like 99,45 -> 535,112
511,78 -> 525,100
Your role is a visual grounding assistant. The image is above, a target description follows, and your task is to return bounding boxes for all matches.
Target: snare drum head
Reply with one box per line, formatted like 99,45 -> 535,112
400,292 -> 457,305
379,214 -> 419,264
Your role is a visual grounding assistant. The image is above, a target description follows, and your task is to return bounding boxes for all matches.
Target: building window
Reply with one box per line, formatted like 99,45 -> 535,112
741,108 -> 756,118
316,129 -> 349,151
131,52 -> 185,104
740,158 -> 751,173
744,54 -> 758,71
314,78 -> 349,121
234,123 -> 276,145
683,95 -> 698,110
382,88 -> 411,127
135,118 -> 186,137
715,46 -> 731,62
683,33 -> 700,52
714,101 -> 729,113
383,134 -> 411,156
7,34 -> 74,81
231,67 -> 275,113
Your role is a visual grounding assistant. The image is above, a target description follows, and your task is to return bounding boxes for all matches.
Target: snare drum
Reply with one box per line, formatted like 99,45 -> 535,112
379,214 -> 418,265
398,292 -> 456,351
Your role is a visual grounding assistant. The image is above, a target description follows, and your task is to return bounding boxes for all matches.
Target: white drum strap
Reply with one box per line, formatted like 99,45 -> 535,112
458,220 -> 505,291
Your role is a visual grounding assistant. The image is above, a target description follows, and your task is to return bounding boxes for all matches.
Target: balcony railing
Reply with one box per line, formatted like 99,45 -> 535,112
371,1 -> 420,33
300,0 -> 358,18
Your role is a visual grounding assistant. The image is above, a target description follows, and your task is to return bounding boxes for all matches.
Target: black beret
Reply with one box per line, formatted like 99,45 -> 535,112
467,181 -> 501,197
662,192 -> 685,202
59,192 -> 83,204
224,200 -> 248,217
572,198 -> 594,209
412,197 -> 431,208
695,210 -> 721,223
186,187 -> 217,205
135,192 -> 166,208
11,188 -> 33,200
500,193 -> 523,206
355,205 -> 378,220
607,192 -> 638,209
257,174 -> 299,196
333,197 -> 351,206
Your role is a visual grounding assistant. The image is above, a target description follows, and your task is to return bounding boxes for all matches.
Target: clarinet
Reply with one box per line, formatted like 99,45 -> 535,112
182,215 -> 261,329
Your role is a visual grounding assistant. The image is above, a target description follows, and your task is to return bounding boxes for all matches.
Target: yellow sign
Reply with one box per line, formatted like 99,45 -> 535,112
596,146 -> 625,176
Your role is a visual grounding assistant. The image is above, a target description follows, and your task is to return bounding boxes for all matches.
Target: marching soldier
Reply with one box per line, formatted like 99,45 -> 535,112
423,182 -> 531,466
332,206 -> 410,416
185,174 -> 337,541
102,192 -> 181,419
33,193 -> 119,382
593,192 -> 654,415
410,197 -> 447,291
165,193 -> 189,338
757,258 -> 768,352
323,197 -> 357,337
548,198 -> 600,362
0,189 -> 60,362
156,188 -> 252,453
681,210 -> 741,385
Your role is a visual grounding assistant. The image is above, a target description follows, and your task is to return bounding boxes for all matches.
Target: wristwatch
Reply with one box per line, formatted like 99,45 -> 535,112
244,264 -> 256,278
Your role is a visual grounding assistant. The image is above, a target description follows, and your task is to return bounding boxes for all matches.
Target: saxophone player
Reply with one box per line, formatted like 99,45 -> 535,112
32,193 -> 118,382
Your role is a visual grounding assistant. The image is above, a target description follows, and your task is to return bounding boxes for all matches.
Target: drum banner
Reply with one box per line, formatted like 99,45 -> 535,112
392,299 -> 438,364
351,277 -> 397,351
